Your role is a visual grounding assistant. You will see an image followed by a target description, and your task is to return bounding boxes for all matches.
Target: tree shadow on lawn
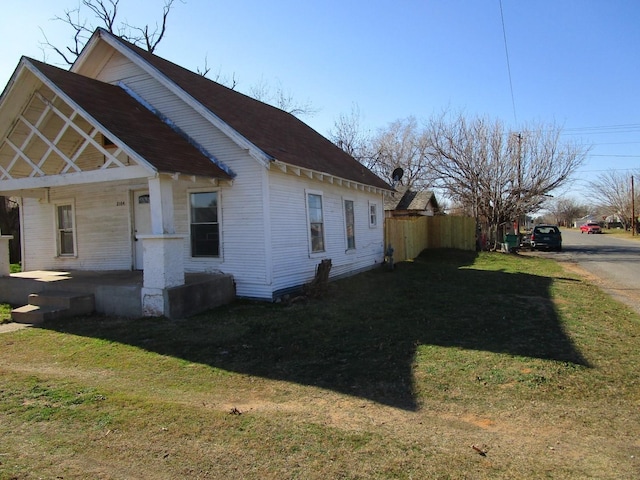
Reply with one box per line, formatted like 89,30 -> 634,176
41,249 -> 590,411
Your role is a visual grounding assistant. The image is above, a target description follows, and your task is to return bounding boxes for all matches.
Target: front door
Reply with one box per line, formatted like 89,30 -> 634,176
133,190 -> 151,270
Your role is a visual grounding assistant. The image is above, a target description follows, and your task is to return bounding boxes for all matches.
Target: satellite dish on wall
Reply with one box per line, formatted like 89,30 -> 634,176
391,167 -> 404,187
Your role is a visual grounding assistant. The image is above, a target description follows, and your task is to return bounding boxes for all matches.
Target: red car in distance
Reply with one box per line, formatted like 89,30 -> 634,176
580,222 -> 602,234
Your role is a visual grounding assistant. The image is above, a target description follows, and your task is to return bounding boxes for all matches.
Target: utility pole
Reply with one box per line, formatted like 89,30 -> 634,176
515,133 -> 523,235
632,175 -> 636,236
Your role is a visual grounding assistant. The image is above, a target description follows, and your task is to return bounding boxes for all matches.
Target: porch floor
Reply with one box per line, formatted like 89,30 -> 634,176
0,270 -> 234,319
10,269 -> 144,286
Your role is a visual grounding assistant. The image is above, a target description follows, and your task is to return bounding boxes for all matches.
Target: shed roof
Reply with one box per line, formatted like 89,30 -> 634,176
384,188 -> 439,212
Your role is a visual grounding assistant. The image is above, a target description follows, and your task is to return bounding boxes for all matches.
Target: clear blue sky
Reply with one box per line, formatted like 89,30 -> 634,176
1,0 -> 638,202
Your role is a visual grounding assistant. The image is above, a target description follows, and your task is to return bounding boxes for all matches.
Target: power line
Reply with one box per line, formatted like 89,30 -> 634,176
499,0 -> 517,124
563,123 -> 640,132
588,141 -> 640,146
563,129 -> 640,136
589,154 -> 640,158
576,167 -> 639,173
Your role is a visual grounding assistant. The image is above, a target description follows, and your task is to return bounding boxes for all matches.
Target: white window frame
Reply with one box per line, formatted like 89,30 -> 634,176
53,200 -> 77,257
369,201 -> 379,228
343,197 -> 356,251
306,189 -> 325,254
188,188 -> 222,259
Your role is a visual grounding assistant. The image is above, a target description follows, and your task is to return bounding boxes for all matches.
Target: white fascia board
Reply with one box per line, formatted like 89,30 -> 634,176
98,30 -> 272,168
23,60 -> 158,176
0,59 -> 40,136
272,160 -> 393,196
0,165 -> 151,191
0,57 -> 27,108
69,30 -> 103,75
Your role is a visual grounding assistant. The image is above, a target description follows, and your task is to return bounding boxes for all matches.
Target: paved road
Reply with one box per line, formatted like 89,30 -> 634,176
532,229 -> 640,315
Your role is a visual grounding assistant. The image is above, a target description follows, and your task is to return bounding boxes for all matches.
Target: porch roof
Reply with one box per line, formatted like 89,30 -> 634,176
17,58 -> 233,181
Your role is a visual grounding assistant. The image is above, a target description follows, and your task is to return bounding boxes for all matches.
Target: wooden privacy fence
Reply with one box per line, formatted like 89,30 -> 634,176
384,216 -> 476,262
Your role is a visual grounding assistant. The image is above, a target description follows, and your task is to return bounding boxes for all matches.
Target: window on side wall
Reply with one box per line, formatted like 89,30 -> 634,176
307,192 -> 325,253
55,203 -> 76,256
190,191 -> 219,257
369,201 -> 378,228
344,199 -> 356,250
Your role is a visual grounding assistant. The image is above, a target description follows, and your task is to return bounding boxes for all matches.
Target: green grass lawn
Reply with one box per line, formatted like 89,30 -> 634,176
1,250 -> 639,479
0,302 -> 11,323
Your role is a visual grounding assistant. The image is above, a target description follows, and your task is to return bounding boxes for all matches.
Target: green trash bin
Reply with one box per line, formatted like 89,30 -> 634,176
504,234 -> 518,252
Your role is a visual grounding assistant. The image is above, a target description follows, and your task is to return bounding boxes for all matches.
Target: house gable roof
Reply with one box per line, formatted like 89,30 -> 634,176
88,28 -> 391,191
25,58 -> 233,180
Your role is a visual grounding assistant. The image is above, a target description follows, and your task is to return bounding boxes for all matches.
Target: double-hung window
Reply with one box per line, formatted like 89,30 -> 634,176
307,192 -> 325,253
344,199 -> 356,250
190,191 -> 219,257
56,203 -> 75,256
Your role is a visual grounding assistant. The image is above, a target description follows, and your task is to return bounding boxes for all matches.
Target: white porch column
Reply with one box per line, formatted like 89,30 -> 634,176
148,175 -> 176,234
0,235 -> 14,276
139,234 -> 186,316
140,175 -> 185,316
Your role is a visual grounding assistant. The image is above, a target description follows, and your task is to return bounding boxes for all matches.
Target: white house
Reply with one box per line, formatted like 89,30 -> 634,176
0,28 -> 392,318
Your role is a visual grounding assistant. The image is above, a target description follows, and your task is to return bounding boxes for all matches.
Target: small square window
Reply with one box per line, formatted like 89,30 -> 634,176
369,202 -> 378,228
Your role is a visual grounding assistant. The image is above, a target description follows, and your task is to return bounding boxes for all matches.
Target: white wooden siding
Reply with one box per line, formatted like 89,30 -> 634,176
173,172 -> 270,299
22,180 -> 141,271
268,169 -> 385,295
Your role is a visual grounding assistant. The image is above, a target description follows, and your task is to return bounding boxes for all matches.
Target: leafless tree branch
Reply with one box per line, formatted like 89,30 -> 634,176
42,0 -> 179,65
249,77 -> 318,117
123,0 -> 175,52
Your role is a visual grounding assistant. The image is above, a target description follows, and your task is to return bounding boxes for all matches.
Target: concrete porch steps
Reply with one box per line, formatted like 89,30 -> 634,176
11,291 -> 95,324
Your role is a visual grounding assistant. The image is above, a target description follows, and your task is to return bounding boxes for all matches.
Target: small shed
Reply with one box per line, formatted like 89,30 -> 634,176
384,187 -> 440,218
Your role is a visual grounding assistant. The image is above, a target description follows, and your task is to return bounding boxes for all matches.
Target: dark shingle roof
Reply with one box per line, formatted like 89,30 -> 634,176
105,30 -> 391,190
384,188 -> 438,212
28,58 -> 232,179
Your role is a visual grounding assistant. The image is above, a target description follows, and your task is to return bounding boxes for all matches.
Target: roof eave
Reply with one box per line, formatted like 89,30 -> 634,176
272,160 -> 393,196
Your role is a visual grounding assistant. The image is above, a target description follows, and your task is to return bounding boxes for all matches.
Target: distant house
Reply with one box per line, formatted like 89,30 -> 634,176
384,187 -> 440,218
0,28 -> 392,317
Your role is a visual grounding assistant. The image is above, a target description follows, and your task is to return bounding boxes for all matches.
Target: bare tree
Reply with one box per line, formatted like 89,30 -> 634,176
328,104 -> 373,166
41,0 -> 178,65
369,117 -> 435,190
42,0 -> 318,118
248,77 -> 318,117
196,58 -> 238,89
426,112 -> 588,246
589,169 -> 640,230
331,115 -> 435,188
547,197 -> 589,227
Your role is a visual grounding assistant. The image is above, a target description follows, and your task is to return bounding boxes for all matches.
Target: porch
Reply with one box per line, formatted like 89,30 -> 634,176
0,269 -> 235,319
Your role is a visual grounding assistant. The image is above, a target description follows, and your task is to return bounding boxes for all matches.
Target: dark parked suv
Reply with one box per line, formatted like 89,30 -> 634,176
530,225 -> 562,251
